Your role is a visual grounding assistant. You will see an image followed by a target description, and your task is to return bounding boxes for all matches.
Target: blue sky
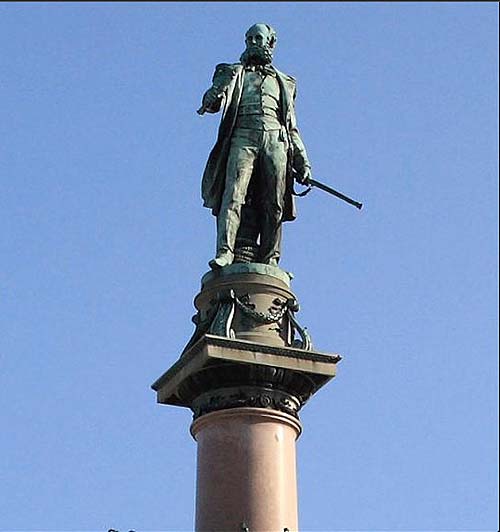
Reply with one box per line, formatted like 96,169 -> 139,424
0,3 -> 498,531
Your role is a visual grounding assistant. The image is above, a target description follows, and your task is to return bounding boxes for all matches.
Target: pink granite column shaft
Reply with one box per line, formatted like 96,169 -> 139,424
191,407 -> 302,532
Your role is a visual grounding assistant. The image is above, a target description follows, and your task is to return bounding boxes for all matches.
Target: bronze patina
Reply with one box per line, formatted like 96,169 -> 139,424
199,23 -> 311,270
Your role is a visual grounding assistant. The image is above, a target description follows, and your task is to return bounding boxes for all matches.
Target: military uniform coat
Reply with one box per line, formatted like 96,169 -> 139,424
201,63 -> 310,222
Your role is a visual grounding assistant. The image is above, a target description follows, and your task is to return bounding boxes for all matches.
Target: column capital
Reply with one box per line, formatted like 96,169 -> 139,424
152,334 -> 341,420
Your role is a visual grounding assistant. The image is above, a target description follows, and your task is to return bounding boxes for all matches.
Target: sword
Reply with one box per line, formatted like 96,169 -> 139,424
309,178 -> 363,210
294,177 -> 363,210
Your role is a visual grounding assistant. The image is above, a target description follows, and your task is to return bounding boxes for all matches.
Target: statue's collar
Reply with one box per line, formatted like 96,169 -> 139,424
243,63 -> 276,76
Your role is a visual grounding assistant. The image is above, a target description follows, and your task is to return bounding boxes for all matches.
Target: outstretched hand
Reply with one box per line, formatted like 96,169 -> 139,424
204,87 -> 222,107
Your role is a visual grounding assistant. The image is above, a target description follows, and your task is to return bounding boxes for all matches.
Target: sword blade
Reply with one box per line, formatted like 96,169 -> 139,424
309,179 -> 363,210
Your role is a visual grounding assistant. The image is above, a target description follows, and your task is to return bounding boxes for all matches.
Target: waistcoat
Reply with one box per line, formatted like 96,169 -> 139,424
235,71 -> 282,131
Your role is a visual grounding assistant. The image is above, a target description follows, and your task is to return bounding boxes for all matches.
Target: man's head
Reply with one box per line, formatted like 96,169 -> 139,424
240,23 -> 277,66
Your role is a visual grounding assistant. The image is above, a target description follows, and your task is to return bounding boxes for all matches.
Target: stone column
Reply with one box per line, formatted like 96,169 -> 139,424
192,408 -> 301,532
152,264 -> 341,532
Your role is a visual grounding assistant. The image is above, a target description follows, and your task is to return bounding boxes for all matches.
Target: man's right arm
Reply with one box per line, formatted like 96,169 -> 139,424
201,86 -> 224,114
200,63 -> 240,114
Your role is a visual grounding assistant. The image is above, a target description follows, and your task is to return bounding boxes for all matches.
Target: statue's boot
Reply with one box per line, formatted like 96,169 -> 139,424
208,249 -> 234,270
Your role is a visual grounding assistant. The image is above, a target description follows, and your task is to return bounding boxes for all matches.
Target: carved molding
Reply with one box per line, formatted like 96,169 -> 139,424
191,385 -> 301,420
203,334 -> 341,363
235,294 -> 288,324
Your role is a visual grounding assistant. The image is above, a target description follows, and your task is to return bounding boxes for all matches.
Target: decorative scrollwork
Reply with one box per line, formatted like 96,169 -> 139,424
183,289 -> 313,354
234,294 -> 287,324
181,305 -> 218,356
192,385 -> 301,419
285,298 -> 313,351
209,289 -> 236,337
181,290 -> 238,355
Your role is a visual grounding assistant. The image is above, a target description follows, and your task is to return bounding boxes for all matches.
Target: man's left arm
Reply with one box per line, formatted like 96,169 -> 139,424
288,84 -> 312,184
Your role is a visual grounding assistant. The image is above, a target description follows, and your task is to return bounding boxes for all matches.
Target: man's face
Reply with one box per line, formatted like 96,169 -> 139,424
242,24 -> 275,65
245,25 -> 269,51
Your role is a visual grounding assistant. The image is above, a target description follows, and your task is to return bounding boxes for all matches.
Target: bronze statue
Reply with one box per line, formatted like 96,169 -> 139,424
199,23 -> 312,270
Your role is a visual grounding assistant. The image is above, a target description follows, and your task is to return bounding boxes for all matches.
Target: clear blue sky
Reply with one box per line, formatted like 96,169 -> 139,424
0,3 -> 498,531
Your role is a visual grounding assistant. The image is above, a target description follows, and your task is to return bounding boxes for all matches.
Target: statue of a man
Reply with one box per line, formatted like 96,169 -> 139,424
200,23 -> 311,269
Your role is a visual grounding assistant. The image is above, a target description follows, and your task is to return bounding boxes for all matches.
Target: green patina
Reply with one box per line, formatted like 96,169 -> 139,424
199,23 -> 311,271
201,262 -> 293,288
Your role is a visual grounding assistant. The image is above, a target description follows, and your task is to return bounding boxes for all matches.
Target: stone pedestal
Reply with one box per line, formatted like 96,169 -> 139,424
181,263 -> 312,353
152,264 -> 341,531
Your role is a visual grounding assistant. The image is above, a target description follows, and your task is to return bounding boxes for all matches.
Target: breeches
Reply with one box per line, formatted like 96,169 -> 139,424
217,128 -> 288,262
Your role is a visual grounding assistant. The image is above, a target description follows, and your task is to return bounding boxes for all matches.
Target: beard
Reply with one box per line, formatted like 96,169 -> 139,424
240,45 -> 273,66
